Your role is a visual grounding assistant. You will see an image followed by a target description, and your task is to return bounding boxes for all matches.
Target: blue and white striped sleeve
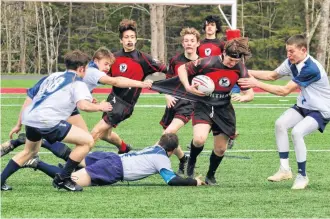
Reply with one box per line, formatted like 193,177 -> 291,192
26,76 -> 48,99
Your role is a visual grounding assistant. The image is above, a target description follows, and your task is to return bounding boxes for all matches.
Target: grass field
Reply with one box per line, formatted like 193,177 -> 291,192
1,79 -> 330,218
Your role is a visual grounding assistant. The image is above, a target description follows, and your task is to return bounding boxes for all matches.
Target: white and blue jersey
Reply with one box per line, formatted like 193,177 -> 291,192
120,145 -> 176,183
22,71 -> 93,128
83,61 -> 107,92
275,55 -> 330,118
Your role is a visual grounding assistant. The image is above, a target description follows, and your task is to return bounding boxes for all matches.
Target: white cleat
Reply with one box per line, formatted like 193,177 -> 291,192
267,167 -> 293,182
291,174 -> 309,190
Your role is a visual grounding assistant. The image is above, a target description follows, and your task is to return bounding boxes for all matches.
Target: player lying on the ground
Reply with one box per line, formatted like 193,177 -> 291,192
238,34 -> 330,190
19,133 -> 205,188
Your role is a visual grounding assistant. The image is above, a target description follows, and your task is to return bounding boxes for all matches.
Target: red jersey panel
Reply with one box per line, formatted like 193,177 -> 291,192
185,56 -> 249,105
197,38 -> 225,58
109,49 -> 167,104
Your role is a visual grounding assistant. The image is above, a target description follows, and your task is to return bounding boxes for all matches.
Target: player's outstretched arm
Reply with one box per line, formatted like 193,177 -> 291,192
99,76 -> 153,89
248,70 -> 282,81
177,65 -> 205,96
231,88 -> 254,103
9,97 -> 32,139
77,100 -> 112,112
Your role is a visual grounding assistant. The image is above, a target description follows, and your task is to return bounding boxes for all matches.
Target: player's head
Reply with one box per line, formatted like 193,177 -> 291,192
223,37 -> 251,68
92,47 -> 116,73
119,19 -> 137,52
285,34 -> 308,64
180,27 -> 201,55
64,50 -> 90,76
158,133 -> 179,154
203,15 -> 222,37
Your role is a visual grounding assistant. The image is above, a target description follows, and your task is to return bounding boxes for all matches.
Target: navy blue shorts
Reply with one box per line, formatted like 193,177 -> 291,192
70,107 -> 80,116
85,152 -> 123,186
25,120 -> 72,144
292,105 -> 329,133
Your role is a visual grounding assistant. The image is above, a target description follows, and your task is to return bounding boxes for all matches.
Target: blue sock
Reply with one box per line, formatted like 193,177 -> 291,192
37,161 -> 62,178
297,161 -> 307,176
41,140 -> 71,161
279,152 -> 289,159
1,159 -> 21,185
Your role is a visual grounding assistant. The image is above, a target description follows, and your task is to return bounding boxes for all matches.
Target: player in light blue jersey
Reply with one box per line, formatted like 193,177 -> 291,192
1,50 -> 113,192
238,34 -> 330,190
21,133 -> 205,187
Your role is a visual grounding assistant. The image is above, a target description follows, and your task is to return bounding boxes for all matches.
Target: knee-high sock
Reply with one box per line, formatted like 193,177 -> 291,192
1,159 -> 21,185
207,150 -> 224,177
275,108 -> 303,169
291,116 -> 319,176
189,141 -> 204,164
41,140 -> 72,161
36,161 -> 62,178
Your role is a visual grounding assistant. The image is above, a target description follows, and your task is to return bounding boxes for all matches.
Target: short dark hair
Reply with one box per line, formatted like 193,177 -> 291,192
64,50 -> 90,70
286,34 -> 307,49
119,19 -> 137,39
203,15 -> 222,35
158,133 -> 179,152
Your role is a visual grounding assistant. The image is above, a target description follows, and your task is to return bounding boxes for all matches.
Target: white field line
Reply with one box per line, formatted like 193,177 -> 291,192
7,149 -> 330,155
0,95 -> 298,99
0,104 -> 292,109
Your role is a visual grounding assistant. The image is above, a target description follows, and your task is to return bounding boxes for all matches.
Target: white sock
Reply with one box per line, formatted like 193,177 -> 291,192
280,159 -> 290,170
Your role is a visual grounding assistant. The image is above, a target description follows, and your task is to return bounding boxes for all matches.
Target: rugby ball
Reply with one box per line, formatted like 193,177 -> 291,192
192,75 -> 215,95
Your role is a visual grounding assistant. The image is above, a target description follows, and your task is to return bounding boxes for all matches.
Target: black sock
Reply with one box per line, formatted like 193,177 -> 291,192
189,141 -> 204,164
10,139 -> 24,148
207,150 -> 224,177
179,154 -> 187,163
37,161 -> 62,178
41,140 -> 72,161
59,158 -> 80,178
1,159 -> 21,185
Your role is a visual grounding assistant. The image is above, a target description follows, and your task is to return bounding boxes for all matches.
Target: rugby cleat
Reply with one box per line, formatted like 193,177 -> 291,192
267,167 -> 293,182
118,144 -> 133,154
205,175 -> 217,186
22,154 -> 40,170
291,174 -> 309,190
177,156 -> 188,175
53,173 -> 83,192
186,158 -> 196,178
1,183 -> 12,191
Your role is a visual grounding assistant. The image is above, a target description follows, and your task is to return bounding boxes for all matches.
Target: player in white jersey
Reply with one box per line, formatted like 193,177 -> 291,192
21,134 -> 205,187
1,50 -> 113,192
238,34 -> 330,190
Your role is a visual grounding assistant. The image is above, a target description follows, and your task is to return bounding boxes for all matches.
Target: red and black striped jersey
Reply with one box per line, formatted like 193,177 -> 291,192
197,38 -> 225,58
109,49 -> 167,105
167,53 -> 197,79
185,55 -> 249,105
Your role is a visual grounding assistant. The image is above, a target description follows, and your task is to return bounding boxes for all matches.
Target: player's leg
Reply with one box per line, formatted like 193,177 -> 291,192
268,107 -> 303,182
290,116 -> 319,189
71,168 -> 92,187
163,118 -> 187,175
1,133 -> 26,157
101,131 -> 131,154
187,123 -> 211,178
53,123 -> 94,191
205,133 -> 229,185
1,126 -> 42,190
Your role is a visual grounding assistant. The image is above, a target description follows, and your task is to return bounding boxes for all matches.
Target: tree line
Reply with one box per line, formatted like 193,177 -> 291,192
1,0 -> 329,74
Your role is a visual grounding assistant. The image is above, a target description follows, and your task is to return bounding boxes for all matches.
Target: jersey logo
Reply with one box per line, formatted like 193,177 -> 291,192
119,63 -> 127,73
218,77 -> 231,87
205,48 -> 211,56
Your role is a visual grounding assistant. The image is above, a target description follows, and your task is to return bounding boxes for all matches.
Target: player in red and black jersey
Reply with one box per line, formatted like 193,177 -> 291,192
178,38 -> 254,185
197,15 -> 225,59
91,19 -> 167,153
159,27 -> 200,175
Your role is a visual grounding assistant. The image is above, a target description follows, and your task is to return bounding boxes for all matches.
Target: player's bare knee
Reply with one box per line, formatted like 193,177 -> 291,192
193,136 -> 206,147
214,146 -> 226,156
85,135 -> 94,150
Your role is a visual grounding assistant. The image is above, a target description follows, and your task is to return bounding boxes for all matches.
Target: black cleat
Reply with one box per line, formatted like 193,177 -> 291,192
52,173 -> 83,192
118,144 -> 133,154
22,154 -> 39,170
205,175 -> 217,186
227,139 -> 235,149
186,158 -> 196,178
177,156 -> 188,175
1,183 -> 12,191
17,133 -> 26,145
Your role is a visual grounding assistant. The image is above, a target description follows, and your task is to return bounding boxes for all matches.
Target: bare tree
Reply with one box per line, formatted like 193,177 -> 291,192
35,2 -> 42,74
316,0 -> 329,66
41,2 -> 50,74
68,2 -> 72,50
19,2 -> 26,73
150,4 -> 158,59
48,3 -> 55,72
156,5 -> 166,63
